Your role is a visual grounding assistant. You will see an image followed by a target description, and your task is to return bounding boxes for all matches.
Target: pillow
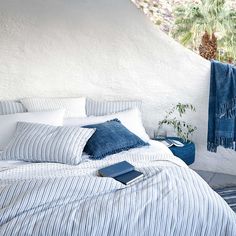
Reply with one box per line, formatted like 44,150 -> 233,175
1,122 -> 95,164
64,108 -> 150,142
86,99 -> 142,116
83,119 -> 148,159
0,100 -> 26,115
0,110 -> 65,150
20,97 -> 86,118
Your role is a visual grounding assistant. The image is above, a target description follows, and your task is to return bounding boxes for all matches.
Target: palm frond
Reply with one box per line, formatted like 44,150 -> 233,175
171,0 -> 236,63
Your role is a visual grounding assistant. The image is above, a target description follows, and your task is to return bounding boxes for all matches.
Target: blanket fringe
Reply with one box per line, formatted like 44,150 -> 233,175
207,138 -> 236,152
218,97 -> 236,119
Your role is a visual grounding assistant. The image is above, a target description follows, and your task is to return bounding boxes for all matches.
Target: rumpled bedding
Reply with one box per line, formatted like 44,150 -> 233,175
0,141 -> 235,236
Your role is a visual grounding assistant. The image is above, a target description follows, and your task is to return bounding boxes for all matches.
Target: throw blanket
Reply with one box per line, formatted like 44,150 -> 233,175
0,144 -> 236,236
207,60 -> 236,152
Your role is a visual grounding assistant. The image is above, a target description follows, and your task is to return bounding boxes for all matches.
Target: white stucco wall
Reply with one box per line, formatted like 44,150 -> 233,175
0,0 -> 235,174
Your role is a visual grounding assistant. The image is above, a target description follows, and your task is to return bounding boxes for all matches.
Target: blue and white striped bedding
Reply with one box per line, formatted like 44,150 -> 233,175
0,141 -> 235,235
0,100 -> 26,115
86,99 -> 142,116
0,99 -> 141,117
1,122 -> 95,164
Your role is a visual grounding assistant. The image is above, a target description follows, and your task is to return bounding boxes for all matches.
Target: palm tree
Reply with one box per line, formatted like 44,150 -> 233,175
198,31 -> 217,60
172,0 -> 236,63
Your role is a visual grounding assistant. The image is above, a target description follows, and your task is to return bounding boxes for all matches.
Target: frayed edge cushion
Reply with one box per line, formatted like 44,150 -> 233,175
90,142 -> 149,160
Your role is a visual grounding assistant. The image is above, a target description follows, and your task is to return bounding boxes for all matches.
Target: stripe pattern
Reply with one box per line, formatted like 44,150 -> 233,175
214,186 -> 236,212
20,97 -> 87,118
86,99 -> 142,116
0,153 -> 236,235
0,100 -> 26,115
1,122 -> 95,165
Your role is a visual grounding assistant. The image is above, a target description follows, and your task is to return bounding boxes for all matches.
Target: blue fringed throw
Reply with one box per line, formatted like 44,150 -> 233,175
207,61 -> 236,152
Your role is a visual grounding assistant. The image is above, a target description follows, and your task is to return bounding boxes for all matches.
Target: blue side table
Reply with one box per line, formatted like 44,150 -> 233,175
155,137 -> 195,165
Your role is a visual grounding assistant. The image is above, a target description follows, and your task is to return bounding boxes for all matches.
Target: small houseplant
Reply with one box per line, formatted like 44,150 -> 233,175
158,103 -> 197,142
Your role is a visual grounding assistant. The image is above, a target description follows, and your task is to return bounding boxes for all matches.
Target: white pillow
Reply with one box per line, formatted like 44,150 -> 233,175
20,97 -> 86,118
64,108 -> 150,142
0,110 -> 65,150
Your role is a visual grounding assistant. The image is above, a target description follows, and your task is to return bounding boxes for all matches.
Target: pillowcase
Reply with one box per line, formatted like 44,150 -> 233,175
83,119 -> 148,159
1,122 -> 95,164
0,110 -> 65,150
86,99 -> 142,116
64,108 -> 150,142
20,97 -> 86,118
0,100 -> 26,115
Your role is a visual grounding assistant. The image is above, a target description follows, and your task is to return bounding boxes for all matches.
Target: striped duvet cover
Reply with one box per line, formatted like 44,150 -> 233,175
0,141 -> 235,236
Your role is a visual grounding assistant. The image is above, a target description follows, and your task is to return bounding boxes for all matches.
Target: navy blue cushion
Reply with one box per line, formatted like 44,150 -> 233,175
83,119 -> 149,159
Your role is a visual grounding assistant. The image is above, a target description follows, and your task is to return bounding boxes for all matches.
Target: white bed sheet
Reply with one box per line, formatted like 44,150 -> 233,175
0,152 -> 90,172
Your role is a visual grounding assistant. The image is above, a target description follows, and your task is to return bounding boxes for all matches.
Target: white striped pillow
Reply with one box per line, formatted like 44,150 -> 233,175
1,122 -> 95,165
86,99 -> 142,116
0,100 -> 26,115
20,97 -> 86,118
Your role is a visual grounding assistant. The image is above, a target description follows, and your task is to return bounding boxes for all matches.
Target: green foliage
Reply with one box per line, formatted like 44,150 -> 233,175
172,0 -> 236,63
158,103 -> 197,142
219,10 -> 236,62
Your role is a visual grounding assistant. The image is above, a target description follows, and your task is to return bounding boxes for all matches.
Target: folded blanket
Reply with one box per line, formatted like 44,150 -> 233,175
207,60 -> 236,152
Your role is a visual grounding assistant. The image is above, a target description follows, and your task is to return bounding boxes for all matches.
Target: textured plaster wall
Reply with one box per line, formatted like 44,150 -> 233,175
0,0 -> 235,174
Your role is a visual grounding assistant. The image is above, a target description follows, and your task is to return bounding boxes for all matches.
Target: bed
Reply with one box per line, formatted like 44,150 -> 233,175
0,140 -> 236,236
0,98 -> 235,236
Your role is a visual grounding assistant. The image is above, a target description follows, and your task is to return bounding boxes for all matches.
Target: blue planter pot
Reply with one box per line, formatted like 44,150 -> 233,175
168,137 -> 195,165
154,136 -> 195,165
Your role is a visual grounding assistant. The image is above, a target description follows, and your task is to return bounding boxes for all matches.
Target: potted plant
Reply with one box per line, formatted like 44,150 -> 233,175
158,103 -> 197,142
